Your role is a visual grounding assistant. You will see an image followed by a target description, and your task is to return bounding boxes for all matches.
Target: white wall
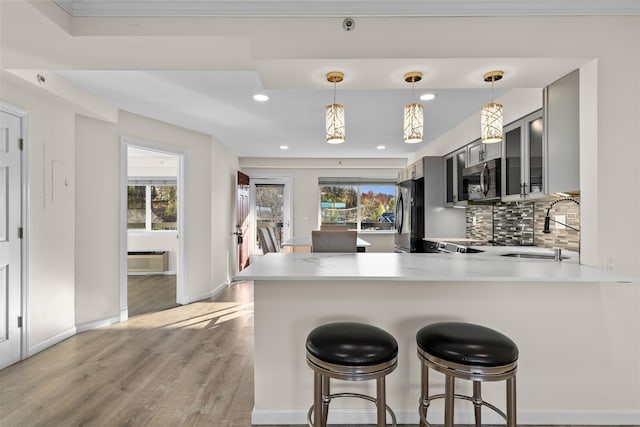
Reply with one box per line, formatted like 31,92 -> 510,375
75,115 -> 120,327
0,73 -> 239,350
211,140 -> 239,286
1,78 -> 77,351
118,111 -> 217,302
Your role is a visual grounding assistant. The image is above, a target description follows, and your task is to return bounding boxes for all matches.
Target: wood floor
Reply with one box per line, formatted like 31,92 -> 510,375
128,274 -> 178,317
0,281 -> 626,427
1,281 -> 255,427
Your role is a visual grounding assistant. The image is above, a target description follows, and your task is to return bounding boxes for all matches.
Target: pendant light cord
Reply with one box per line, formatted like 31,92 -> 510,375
491,77 -> 495,103
333,78 -> 337,105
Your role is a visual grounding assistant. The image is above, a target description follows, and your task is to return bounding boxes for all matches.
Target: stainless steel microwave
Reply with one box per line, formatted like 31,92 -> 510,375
462,159 -> 501,201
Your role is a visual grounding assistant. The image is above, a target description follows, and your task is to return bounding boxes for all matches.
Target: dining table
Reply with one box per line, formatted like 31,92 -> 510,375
282,236 -> 371,252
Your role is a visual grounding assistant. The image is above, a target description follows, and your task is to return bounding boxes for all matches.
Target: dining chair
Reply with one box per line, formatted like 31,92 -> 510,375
266,226 -> 280,252
258,227 -> 277,254
311,230 -> 357,253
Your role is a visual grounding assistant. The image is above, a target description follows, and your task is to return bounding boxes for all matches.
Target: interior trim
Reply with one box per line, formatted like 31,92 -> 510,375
52,0 -> 640,17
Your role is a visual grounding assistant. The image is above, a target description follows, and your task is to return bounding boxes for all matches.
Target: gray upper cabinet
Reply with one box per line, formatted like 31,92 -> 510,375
501,109 -> 545,201
466,138 -> 501,167
444,148 -> 467,207
544,69 -> 580,194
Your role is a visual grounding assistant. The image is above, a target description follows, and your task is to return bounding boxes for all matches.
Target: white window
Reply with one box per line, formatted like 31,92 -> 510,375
127,178 -> 177,231
319,179 -> 396,231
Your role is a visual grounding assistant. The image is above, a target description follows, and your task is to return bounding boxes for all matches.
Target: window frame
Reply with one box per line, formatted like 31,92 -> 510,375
127,177 -> 178,232
318,179 -> 396,233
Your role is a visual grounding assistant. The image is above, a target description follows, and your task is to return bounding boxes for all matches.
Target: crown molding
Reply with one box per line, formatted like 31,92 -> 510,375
52,0 -> 640,17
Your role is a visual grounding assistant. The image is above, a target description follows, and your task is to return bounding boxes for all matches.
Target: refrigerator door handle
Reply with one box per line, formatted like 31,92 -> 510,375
396,193 -> 404,234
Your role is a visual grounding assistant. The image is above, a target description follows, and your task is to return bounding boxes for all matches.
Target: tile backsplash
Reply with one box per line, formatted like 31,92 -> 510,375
466,197 -> 580,252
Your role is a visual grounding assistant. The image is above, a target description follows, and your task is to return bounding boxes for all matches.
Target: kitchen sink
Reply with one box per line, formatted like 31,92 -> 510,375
501,252 -> 568,260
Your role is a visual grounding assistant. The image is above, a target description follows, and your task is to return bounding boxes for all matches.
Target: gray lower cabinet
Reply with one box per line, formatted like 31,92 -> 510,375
544,69 -> 580,194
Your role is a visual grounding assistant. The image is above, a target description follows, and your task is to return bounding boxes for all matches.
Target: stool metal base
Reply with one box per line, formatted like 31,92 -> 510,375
307,353 -> 398,427
418,347 -> 517,427
307,392 -> 397,427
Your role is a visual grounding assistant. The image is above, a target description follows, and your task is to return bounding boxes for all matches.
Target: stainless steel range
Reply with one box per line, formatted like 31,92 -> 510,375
423,239 -> 485,254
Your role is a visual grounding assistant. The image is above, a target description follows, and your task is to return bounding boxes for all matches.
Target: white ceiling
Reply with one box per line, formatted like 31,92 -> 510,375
11,1 -> 626,159
55,57 -> 586,158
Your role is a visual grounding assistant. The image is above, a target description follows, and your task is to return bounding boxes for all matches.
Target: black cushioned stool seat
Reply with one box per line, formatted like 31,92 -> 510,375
306,322 -> 398,427
416,322 -> 519,427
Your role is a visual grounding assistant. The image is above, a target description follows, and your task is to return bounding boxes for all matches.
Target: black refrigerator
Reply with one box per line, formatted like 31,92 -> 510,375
394,176 -> 424,253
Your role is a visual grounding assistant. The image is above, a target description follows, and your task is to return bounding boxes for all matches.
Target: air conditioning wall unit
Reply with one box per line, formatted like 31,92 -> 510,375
127,251 -> 169,273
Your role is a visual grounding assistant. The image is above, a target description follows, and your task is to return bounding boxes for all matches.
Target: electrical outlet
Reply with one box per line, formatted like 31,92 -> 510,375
555,215 -> 566,230
606,257 -> 615,272
472,216 -> 477,226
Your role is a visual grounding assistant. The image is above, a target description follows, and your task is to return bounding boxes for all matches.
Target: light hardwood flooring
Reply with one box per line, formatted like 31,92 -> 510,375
0,281 -> 626,427
128,274 -> 179,317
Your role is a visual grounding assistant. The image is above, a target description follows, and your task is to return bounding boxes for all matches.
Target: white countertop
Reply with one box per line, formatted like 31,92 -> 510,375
234,248 -> 637,283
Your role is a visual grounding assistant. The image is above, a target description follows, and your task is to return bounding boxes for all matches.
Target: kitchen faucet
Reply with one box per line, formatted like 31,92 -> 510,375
543,197 -> 580,233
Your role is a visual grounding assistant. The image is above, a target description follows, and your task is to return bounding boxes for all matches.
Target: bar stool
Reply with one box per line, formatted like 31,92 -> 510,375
416,322 -> 519,427
306,322 -> 398,427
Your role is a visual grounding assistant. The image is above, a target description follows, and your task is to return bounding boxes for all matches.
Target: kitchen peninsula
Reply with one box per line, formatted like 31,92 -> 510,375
234,252 -> 639,425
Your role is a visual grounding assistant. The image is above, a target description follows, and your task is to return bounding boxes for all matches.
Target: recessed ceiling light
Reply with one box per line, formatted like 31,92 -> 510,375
253,94 -> 270,102
377,145 -> 386,150
280,145 -> 289,150
420,93 -> 437,101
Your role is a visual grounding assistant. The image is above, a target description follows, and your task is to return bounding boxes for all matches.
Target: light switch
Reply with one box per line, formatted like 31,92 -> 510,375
555,215 -> 566,230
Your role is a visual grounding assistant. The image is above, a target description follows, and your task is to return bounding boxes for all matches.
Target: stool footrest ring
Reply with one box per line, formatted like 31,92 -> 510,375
308,392 -> 397,427
418,393 -> 507,427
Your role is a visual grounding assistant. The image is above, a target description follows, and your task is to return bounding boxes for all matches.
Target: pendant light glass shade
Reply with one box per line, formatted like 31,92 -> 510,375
325,71 -> 345,144
481,102 -> 503,143
326,103 -> 345,144
403,102 -> 424,143
403,71 -> 424,144
481,70 -> 504,144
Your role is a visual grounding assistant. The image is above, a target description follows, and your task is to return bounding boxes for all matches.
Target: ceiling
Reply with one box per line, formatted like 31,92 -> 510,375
55,57 -> 584,158
10,1 -> 629,159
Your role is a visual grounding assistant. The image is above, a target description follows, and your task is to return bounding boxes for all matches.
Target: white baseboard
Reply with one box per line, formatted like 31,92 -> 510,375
127,271 -> 176,275
519,410 -> 640,424
251,408 -> 640,425
183,282 -> 229,304
28,314 -> 123,357
211,281 -> 230,297
29,326 -> 77,357
76,315 -> 121,333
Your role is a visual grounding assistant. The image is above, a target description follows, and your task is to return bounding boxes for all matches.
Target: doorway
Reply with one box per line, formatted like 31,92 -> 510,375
120,138 -> 185,319
250,177 -> 292,255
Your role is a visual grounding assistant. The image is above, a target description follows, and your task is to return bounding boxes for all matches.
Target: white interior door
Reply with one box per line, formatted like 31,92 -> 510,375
0,110 -> 23,369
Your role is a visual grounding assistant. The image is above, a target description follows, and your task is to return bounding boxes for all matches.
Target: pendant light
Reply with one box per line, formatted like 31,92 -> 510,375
403,72 -> 424,144
481,70 -> 504,144
326,71 -> 345,144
